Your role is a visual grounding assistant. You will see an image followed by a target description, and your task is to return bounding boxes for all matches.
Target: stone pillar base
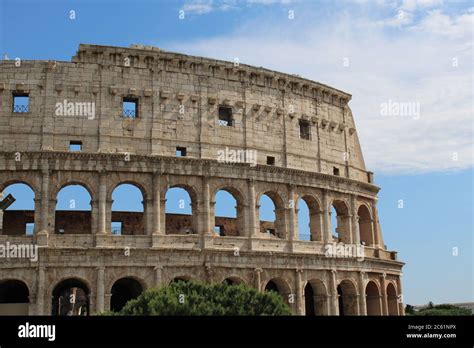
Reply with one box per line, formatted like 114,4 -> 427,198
151,234 -> 167,248
35,230 -> 49,246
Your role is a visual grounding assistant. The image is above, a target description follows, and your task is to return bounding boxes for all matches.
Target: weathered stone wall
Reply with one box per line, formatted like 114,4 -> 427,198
0,44 -> 403,317
0,44 -> 368,182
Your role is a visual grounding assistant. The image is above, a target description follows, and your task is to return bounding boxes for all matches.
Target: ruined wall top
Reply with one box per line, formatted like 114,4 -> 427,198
0,43 -> 371,184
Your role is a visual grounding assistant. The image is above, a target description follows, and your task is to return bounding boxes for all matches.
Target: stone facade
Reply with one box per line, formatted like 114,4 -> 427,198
0,44 -> 404,316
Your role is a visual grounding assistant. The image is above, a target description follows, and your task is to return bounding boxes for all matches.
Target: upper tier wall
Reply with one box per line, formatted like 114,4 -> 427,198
0,44 -> 370,183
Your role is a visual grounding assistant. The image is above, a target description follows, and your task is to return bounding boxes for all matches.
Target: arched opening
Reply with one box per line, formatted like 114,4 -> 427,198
365,281 -> 382,316
297,196 -> 322,241
259,192 -> 286,239
358,205 -> 374,246
111,184 -> 145,235
264,278 -> 291,304
264,280 -> 279,293
337,280 -> 358,316
165,186 -> 196,235
55,185 -> 92,234
110,277 -> 143,312
304,282 -> 314,315
213,189 -> 242,237
52,278 -> 90,316
304,279 -> 327,316
223,277 -> 244,286
331,200 -> 351,243
0,280 -> 29,315
0,183 -> 35,236
387,283 -> 399,315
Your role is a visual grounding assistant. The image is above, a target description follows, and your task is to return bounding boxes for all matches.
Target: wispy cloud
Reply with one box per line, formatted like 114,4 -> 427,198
180,0 -> 295,15
181,0 -> 215,14
166,2 -> 473,175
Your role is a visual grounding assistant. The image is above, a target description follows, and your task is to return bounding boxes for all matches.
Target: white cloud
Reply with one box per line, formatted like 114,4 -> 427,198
181,0 -> 214,15
399,0 -> 443,11
411,8 -> 474,38
165,5 -> 473,174
180,0 -> 295,15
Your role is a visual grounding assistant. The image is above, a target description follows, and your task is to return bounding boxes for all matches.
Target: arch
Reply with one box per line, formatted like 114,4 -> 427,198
387,282 -> 399,315
337,279 -> 358,316
330,199 -> 351,244
1,183 -> 36,236
258,191 -> 286,239
110,277 -> 144,312
165,185 -> 198,235
264,277 -> 291,304
0,279 -> 30,315
54,180 -> 95,200
109,180 -> 148,202
358,204 -> 374,246
365,280 -> 382,315
0,179 -> 38,197
304,279 -> 328,315
297,194 -> 323,241
55,184 -> 92,234
213,187 -> 245,237
51,278 -> 90,316
111,183 -> 145,235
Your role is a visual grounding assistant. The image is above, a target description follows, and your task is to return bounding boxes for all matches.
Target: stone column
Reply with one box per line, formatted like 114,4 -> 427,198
295,268 -> 304,315
152,173 -> 163,235
372,203 -> 382,248
322,189 -> 332,243
39,169 -> 50,233
96,266 -> 105,313
287,185 -> 297,242
36,266 -> 46,315
200,176 -> 212,235
254,268 -> 262,291
380,273 -> 388,315
97,172 -> 107,234
145,198 -> 153,235
330,269 -> 338,315
248,179 -> 258,237
358,271 -> 367,315
154,265 -> 163,287
397,274 -> 405,315
350,195 -> 360,246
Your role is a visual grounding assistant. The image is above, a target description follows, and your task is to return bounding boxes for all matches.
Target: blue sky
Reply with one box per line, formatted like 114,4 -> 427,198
1,0 -> 473,305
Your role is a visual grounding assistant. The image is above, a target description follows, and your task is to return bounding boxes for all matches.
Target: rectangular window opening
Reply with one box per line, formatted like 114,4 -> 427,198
299,120 -> 311,140
69,141 -> 82,151
218,106 -> 233,126
266,228 -> 276,236
213,225 -> 225,236
13,93 -> 29,113
112,221 -> 122,235
176,147 -> 187,157
25,223 -> 34,236
123,97 -> 138,118
266,156 -> 275,165
333,167 -> 340,176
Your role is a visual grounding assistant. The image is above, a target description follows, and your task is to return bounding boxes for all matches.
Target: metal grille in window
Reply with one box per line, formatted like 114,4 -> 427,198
13,104 -> 29,113
218,106 -> 233,126
123,98 -> 138,118
123,109 -> 136,118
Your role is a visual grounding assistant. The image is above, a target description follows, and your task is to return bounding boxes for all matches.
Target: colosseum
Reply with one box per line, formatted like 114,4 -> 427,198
0,44 -> 404,316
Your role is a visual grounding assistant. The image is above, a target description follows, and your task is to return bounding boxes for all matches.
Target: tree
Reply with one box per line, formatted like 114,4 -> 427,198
405,304 -> 415,315
105,281 -> 293,316
405,302 -> 471,316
